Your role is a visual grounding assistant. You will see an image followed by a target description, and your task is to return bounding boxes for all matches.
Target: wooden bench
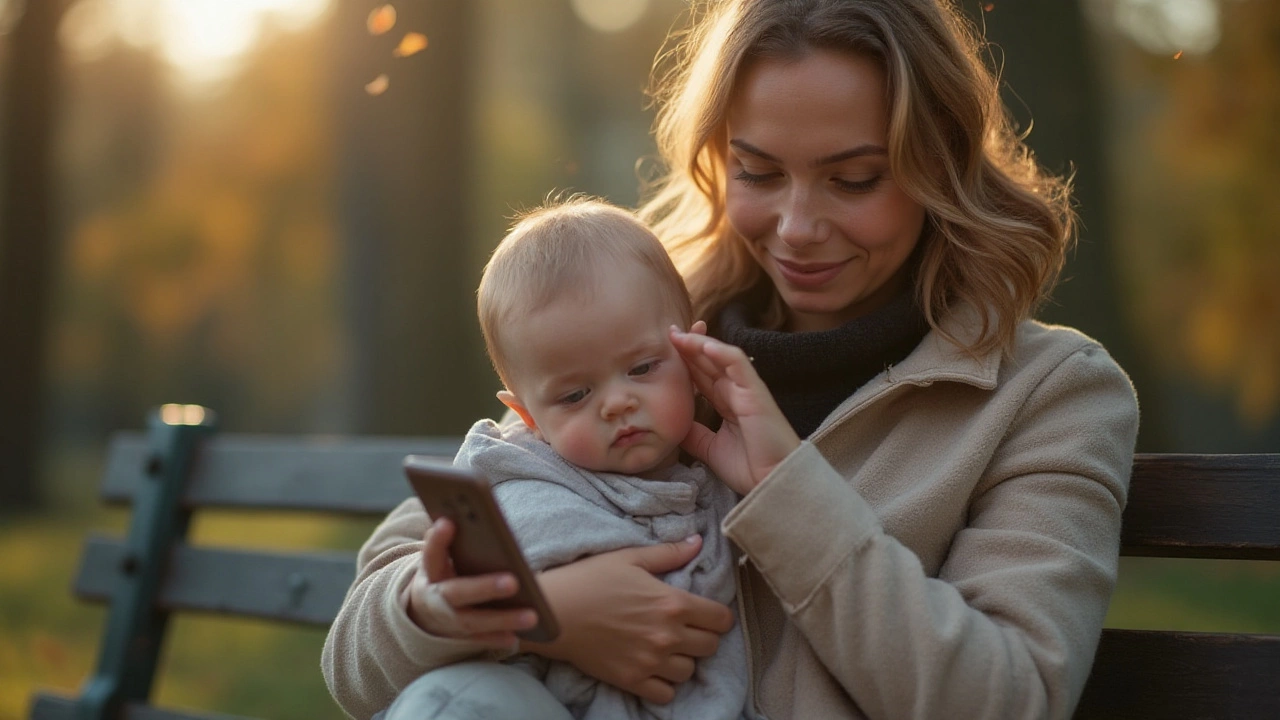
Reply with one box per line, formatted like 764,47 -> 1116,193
27,404 -> 1280,720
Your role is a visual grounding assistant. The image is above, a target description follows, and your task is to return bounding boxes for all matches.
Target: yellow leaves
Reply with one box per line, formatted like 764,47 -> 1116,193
394,32 -> 429,58
365,73 -> 390,96
367,5 -> 397,36
363,6 -> 428,94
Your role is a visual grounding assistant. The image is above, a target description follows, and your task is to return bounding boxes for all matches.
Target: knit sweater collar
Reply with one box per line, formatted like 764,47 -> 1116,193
715,284 -> 930,438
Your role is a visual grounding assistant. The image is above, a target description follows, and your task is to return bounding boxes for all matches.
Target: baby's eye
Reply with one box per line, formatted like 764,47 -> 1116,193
559,389 -> 589,405
629,361 -> 657,377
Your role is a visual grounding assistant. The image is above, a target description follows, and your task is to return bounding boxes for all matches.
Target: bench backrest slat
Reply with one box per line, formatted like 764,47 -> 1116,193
1077,629 -> 1280,718
1121,453 -> 1280,560
102,432 -> 459,515
74,536 -> 356,627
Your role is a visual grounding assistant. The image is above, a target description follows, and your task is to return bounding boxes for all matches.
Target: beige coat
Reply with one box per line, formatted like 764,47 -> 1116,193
322,315 -> 1139,720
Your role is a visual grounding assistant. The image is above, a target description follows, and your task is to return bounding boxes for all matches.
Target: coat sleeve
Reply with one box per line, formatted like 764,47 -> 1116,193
320,497 -> 499,720
721,344 -> 1139,720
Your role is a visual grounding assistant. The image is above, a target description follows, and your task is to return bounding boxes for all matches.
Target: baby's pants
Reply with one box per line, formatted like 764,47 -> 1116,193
376,661 -> 574,720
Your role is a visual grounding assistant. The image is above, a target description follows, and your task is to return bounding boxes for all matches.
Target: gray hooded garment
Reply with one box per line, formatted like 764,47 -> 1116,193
453,418 -> 751,720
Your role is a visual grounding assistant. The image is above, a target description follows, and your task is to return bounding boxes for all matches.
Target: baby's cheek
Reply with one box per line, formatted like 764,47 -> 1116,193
550,423 -> 605,471
655,386 -> 697,439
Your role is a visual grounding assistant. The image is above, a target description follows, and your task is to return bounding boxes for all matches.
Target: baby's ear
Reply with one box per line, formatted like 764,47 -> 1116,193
497,390 -> 538,432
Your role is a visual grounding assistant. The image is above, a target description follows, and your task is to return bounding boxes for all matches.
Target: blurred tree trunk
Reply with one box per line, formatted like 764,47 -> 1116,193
963,1 -> 1170,451
331,0 -> 489,435
0,0 -> 67,511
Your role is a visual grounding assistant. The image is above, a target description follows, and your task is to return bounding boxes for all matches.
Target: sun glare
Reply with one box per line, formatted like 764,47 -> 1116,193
61,0 -> 332,85
571,0 -> 650,34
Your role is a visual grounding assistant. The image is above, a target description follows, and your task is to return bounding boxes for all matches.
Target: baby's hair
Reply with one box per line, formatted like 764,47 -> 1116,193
478,196 -> 693,389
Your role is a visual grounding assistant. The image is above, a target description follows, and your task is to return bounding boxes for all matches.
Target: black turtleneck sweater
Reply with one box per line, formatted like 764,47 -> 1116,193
714,285 -> 930,438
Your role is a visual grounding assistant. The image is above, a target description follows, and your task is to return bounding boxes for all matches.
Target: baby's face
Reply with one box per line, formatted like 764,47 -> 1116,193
501,268 -> 696,478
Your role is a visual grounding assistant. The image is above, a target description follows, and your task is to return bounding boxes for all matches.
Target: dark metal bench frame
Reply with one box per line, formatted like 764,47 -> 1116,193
27,407 -> 1280,719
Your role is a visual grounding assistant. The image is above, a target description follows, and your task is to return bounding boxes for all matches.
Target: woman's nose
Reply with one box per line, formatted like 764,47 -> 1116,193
776,187 -> 826,249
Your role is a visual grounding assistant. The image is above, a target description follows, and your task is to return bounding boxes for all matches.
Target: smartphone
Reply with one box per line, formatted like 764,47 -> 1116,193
402,454 -> 560,643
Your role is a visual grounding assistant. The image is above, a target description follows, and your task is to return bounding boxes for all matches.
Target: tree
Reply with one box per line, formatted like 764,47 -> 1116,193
1,0 -> 68,511
964,0 -> 1171,450
331,0 -> 491,435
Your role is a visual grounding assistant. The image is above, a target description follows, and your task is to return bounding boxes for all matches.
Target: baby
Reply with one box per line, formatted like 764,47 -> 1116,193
449,197 -> 750,719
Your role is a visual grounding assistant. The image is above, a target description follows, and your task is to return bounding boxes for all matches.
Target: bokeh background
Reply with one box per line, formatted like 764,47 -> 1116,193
1,0 -> 1277,717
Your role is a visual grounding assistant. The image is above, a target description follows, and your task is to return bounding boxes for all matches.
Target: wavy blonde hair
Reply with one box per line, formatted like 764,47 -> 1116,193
639,0 -> 1075,356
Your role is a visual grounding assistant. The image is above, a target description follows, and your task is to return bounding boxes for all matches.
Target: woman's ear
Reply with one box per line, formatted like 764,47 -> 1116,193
496,390 -> 538,431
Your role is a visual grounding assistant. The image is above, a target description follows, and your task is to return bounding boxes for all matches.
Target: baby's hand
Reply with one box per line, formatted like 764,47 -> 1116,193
670,326 -> 800,494
404,517 -> 539,649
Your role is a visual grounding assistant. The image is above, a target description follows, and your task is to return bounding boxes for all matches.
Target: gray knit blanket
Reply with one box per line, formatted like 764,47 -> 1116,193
454,418 -> 750,720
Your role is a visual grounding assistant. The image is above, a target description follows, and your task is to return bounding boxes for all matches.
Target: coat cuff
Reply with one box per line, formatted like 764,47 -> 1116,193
721,441 -> 882,610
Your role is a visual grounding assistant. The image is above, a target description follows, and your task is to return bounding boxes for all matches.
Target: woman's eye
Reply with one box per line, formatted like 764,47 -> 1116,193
833,176 -> 882,194
629,361 -> 656,377
559,389 -> 588,405
734,169 -> 780,187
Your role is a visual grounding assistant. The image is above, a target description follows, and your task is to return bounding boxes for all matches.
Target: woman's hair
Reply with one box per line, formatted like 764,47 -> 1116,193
639,0 -> 1075,356
478,196 -> 694,388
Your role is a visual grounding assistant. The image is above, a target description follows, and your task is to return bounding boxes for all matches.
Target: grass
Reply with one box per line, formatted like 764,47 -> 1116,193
1,444 -> 379,720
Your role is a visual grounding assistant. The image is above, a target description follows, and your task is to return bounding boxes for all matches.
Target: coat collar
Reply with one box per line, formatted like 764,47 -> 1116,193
809,304 -> 1002,442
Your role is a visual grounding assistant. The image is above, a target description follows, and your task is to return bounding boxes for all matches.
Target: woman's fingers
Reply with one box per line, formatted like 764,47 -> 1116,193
451,606 -> 538,637
703,339 -> 760,387
679,593 -> 736,636
631,677 -> 677,705
652,653 -> 697,684
671,328 -> 759,392
676,627 -> 725,659
680,421 -> 716,464
407,570 -> 530,640
422,517 -> 456,582
434,572 -> 521,609
670,327 -> 723,377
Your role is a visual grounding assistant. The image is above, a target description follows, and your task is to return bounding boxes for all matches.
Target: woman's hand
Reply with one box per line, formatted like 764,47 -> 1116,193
402,517 -> 538,649
670,326 -> 801,494
521,536 -> 736,704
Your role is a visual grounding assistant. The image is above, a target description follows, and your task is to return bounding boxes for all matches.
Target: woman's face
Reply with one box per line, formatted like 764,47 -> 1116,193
724,49 -> 927,332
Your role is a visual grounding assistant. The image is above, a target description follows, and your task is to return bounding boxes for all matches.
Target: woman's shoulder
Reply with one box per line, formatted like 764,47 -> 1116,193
1012,319 -> 1115,365
1006,319 -> 1137,405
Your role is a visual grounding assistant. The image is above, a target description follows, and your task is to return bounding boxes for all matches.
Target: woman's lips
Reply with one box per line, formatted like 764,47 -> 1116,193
773,257 -> 850,289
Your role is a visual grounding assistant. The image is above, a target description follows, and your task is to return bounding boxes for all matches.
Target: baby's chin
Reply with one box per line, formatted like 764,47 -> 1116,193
575,446 -> 682,478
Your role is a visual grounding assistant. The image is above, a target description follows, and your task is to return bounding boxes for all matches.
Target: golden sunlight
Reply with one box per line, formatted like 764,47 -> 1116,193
570,0 -> 650,34
60,0 -> 332,85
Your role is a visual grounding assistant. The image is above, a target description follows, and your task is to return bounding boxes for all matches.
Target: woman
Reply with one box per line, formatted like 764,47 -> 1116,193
322,1 -> 1140,718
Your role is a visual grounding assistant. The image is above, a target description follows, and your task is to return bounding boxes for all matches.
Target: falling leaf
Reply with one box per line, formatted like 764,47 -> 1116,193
365,74 -> 390,95
1173,50 -> 1184,60
367,5 -> 397,36
983,3 -> 994,11
393,32 -> 429,58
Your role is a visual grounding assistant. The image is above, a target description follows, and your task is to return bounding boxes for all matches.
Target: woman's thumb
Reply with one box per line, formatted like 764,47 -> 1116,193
629,535 -> 702,574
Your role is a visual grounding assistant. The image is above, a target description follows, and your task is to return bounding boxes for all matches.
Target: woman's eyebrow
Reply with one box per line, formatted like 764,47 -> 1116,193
729,139 -> 887,166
